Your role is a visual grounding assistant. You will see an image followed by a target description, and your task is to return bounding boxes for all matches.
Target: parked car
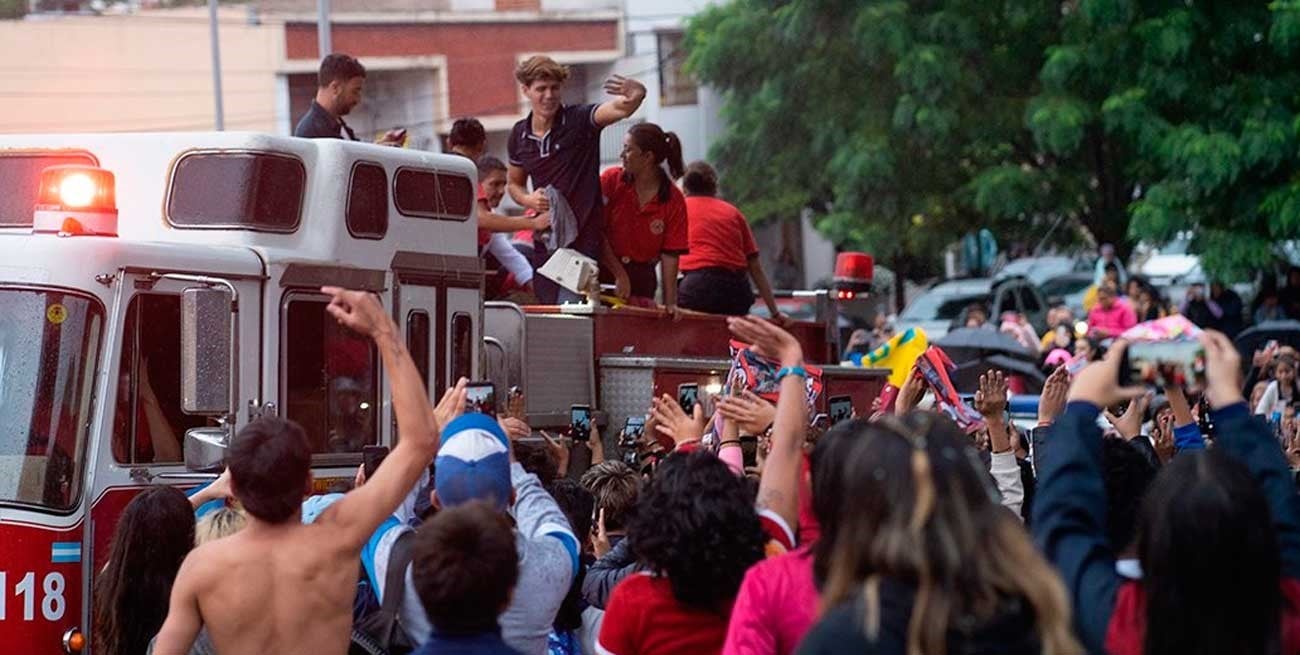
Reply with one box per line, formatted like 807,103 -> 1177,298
898,277 -> 1049,339
994,256 -> 1093,286
1039,271 -> 1093,317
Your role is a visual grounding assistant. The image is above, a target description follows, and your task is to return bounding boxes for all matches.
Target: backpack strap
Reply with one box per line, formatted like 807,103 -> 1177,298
375,529 -> 417,645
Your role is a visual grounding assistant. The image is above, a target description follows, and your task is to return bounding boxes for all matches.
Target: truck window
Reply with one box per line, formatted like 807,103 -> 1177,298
0,151 -> 97,226
283,296 -> 379,454
407,310 -> 431,391
347,162 -> 388,239
112,294 -> 205,466
451,313 -> 473,383
393,168 -> 474,220
0,289 -> 102,511
168,152 -> 305,232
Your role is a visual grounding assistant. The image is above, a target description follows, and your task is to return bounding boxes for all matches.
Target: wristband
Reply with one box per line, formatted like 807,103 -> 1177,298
776,365 -> 807,381
719,439 -> 742,448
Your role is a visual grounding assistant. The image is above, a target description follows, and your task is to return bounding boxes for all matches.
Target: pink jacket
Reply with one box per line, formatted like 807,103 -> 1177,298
722,546 -> 818,655
1087,298 -> 1138,338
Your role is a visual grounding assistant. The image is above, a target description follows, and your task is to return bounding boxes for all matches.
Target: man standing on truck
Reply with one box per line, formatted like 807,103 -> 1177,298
152,288 -> 467,655
506,56 -> 647,303
294,54 -> 404,145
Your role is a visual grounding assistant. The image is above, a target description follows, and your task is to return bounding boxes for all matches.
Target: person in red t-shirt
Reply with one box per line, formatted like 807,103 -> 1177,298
597,452 -> 769,655
678,161 -> 785,321
600,122 -> 689,317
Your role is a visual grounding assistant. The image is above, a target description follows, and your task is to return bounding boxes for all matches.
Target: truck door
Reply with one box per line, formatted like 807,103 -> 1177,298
84,271 -> 260,628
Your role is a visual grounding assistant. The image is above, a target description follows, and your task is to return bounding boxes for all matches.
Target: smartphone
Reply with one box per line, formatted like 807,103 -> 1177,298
828,395 -> 853,425
362,445 -> 389,480
677,383 -> 699,415
740,435 -> 758,469
623,415 -> 645,440
1127,341 -> 1206,391
465,381 -> 497,418
570,405 -> 592,441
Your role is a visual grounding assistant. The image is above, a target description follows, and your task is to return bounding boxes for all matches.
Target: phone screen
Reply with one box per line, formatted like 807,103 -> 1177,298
362,445 -> 389,480
828,395 -> 853,425
624,416 -> 645,439
677,384 -> 699,415
571,405 -> 592,440
1127,341 -> 1206,392
465,382 -> 497,418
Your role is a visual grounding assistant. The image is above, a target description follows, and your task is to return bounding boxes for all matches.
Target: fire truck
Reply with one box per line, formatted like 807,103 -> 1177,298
0,133 -> 885,654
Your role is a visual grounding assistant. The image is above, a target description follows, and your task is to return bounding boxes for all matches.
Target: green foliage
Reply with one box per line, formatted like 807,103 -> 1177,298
0,0 -> 26,20
687,0 -> 1300,282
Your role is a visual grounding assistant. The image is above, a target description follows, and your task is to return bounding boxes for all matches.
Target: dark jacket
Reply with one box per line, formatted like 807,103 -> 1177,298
797,577 -> 1044,655
580,536 -> 639,610
294,100 -> 357,140
1031,401 -> 1300,654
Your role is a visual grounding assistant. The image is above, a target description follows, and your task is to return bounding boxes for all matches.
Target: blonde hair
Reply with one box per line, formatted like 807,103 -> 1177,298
820,413 -> 1082,655
195,507 -> 247,546
515,56 -> 570,87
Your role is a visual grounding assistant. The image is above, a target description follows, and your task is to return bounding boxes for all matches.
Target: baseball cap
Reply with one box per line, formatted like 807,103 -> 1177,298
434,413 -> 513,510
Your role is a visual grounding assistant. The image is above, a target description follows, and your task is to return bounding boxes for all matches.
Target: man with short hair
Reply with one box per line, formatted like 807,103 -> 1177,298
409,501 -> 525,655
507,55 -> 647,303
474,155 -> 539,297
295,54 -> 367,140
579,461 -> 642,609
153,288 -> 463,655
368,413 -> 578,654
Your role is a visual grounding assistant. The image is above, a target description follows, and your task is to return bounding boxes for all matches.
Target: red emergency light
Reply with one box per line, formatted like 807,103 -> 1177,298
33,165 -> 118,237
833,252 -> 873,298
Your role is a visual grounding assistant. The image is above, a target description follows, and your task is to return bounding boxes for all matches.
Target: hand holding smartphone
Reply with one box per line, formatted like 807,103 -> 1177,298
465,382 -> 497,418
362,445 -> 389,480
571,405 -> 592,441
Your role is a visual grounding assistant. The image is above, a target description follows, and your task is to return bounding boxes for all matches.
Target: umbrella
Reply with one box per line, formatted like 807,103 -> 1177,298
1235,321 -> 1300,362
935,327 -> 1033,365
951,355 -> 1047,394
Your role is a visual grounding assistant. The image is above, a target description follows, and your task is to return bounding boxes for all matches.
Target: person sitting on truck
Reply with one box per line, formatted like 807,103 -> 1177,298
409,501 -> 526,655
476,156 -> 542,299
95,487 -> 195,655
600,122 -> 689,313
450,118 -> 553,239
506,55 -> 647,304
677,161 -> 785,321
152,287 -> 464,655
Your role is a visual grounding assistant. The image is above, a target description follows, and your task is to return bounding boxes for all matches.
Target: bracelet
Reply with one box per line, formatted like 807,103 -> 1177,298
776,365 -> 807,381
719,439 -> 742,448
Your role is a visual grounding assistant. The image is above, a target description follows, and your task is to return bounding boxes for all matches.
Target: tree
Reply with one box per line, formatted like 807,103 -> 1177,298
686,0 -> 1064,308
0,0 -> 26,20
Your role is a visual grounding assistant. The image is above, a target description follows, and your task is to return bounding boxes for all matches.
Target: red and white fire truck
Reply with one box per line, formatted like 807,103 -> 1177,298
0,133 -> 885,654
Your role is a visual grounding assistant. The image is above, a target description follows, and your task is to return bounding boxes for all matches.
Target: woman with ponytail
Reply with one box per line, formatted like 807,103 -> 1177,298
600,122 -> 689,316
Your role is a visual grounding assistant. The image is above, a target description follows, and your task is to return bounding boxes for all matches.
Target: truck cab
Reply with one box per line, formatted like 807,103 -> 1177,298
0,133 -> 483,653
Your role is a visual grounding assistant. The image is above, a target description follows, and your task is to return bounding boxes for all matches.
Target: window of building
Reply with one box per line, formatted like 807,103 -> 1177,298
657,31 -> 698,107
0,151 -> 97,226
112,294 -> 206,465
168,152 -> 305,231
451,313 -> 473,385
283,296 -> 379,454
394,168 -> 474,221
347,162 -> 389,239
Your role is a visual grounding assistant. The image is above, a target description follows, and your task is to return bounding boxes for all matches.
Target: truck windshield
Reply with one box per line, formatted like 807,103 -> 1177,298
0,289 -> 102,511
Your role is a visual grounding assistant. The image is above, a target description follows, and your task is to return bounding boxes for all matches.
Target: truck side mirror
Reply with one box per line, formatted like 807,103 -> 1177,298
180,286 -> 234,415
184,427 -> 229,473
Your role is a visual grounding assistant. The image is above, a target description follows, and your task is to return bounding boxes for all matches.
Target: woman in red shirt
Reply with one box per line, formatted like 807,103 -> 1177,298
600,123 -> 688,316
678,162 -> 784,321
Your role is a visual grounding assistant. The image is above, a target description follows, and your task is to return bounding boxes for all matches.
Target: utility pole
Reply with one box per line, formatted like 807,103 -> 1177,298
317,0 -> 331,57
208,0 -> 225,130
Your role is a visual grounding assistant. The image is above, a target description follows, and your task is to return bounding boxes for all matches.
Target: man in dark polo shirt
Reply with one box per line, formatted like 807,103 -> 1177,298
506,55 -> 646,304
295,54 -> 403,144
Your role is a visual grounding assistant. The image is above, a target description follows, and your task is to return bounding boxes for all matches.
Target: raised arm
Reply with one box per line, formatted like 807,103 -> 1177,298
728,316 -> 807,537
977,371 -> 1023,519
1032,342 -> 1144,654
1201,331 -> 1300,578
317,287 -> 466,549
594,75 -> 647,127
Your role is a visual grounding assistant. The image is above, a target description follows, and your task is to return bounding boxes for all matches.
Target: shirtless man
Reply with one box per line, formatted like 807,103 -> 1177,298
152,287 -> 467,655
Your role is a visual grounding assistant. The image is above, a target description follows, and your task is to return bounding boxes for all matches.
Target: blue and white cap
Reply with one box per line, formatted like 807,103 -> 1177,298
434,413 -> 512,510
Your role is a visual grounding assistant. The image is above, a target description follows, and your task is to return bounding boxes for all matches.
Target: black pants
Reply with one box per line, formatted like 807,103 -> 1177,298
600,261 -> 659,299
679,268 -> 755,316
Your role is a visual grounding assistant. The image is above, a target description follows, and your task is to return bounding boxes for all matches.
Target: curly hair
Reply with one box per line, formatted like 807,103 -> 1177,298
626,451 -> 767,613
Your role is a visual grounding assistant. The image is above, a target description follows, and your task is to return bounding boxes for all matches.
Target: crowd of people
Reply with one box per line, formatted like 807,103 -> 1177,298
293,52 -> 785,321
88,274 -> 1300,655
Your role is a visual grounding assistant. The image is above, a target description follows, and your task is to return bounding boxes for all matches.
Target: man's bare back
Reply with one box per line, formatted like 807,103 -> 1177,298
153,288 -> 467,655
176,518 -> 359,654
